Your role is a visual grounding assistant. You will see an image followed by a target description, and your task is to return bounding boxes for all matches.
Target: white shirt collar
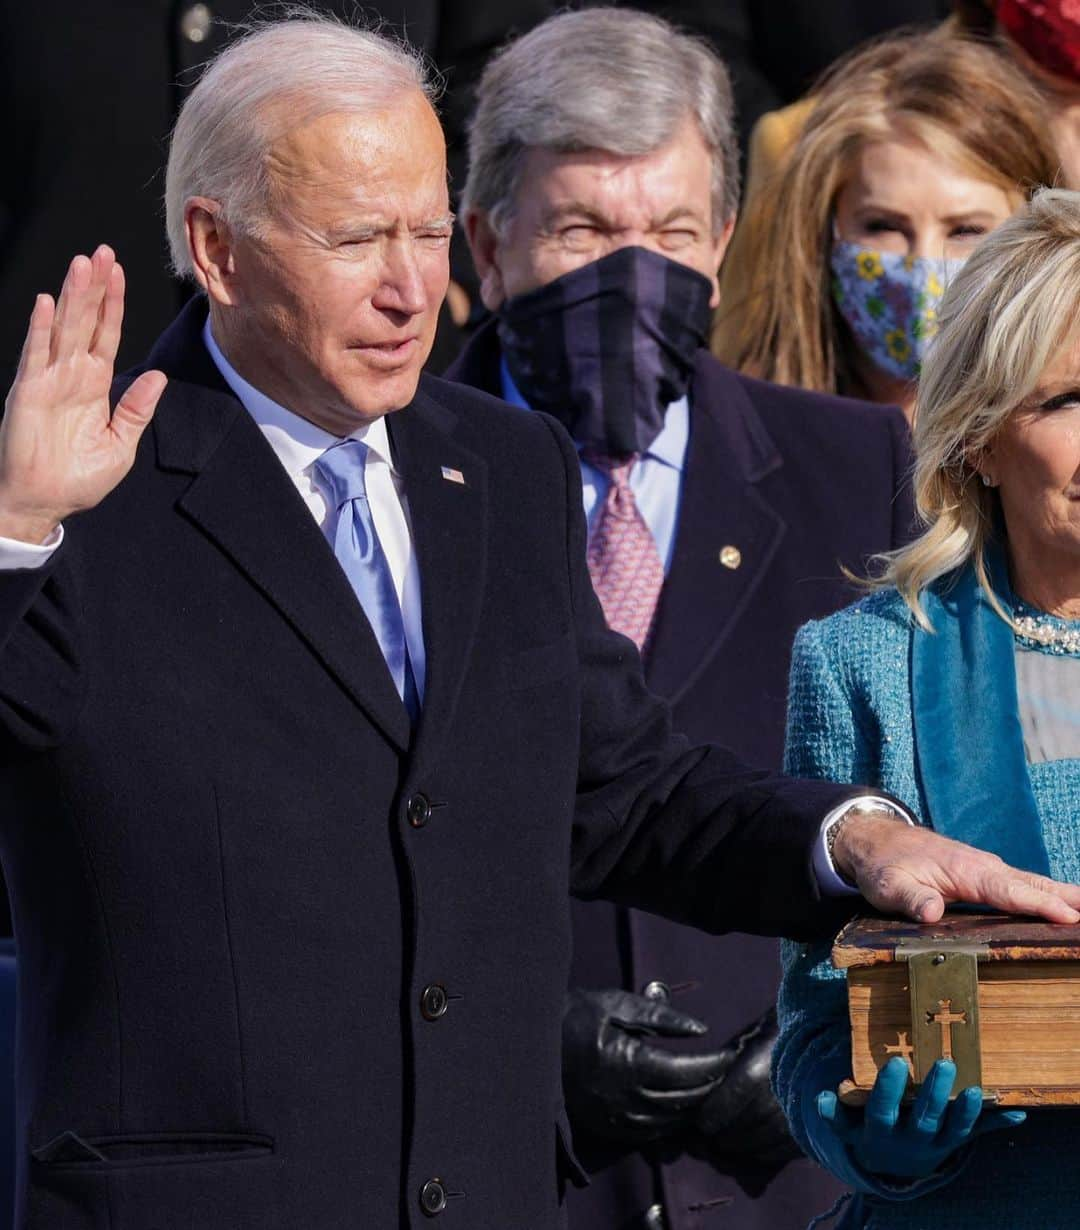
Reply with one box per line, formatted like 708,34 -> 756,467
201,319 -> 396,479
498,356 -> 689,472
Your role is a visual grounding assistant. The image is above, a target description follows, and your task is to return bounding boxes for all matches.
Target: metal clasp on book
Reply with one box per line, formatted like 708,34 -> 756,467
896,939 -> 990,1098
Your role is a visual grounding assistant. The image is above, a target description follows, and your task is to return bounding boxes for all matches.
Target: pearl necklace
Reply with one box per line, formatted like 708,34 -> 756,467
1012,598 -> 1080,658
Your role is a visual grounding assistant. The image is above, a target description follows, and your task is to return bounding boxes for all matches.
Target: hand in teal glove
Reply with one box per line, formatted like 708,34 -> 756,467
813,1056 -> 1026,1181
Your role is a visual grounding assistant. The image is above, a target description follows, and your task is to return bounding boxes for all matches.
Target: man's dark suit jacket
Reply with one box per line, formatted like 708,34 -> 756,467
0,300 -> 859,1230
445,322 -> 914,1230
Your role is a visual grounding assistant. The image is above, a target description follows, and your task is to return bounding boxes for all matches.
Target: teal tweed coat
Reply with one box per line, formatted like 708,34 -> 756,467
776,587 -> 1080,1228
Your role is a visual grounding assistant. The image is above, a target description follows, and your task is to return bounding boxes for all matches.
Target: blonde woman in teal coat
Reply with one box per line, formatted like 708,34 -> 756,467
775,189 -> 1080,1227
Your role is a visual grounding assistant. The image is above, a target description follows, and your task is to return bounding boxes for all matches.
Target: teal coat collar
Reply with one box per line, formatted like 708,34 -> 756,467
911,544 -> 1050,876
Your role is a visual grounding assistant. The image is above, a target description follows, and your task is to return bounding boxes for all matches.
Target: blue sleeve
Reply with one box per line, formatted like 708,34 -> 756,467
776,617 -> 958,1200
783,617 -> 860,784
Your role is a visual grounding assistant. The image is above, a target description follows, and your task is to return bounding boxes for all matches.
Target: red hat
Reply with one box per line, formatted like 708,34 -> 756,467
998,0 -> 1080,82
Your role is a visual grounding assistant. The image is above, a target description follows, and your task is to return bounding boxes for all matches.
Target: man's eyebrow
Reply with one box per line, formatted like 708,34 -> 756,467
653,206 -> 705,227
413,213 -> 456,230
325,213 -> 456,239
540,202 -> 612,229
325,220 -> 383,240
539,204 -> 706,230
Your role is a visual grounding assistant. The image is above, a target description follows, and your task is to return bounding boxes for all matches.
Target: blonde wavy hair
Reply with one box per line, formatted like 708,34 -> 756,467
715,29 -> 1060,393
877,189 -> 1080,628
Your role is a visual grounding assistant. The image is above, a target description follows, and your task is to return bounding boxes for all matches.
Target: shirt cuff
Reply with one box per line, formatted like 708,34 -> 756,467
815,795 -> 915,897
0,525 -> 64,570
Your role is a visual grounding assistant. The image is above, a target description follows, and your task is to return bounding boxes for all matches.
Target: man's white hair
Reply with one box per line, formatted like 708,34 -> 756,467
164,12 -> 435,278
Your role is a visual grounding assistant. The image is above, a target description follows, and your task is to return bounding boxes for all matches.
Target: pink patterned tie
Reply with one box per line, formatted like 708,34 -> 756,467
585,452 -> 665,654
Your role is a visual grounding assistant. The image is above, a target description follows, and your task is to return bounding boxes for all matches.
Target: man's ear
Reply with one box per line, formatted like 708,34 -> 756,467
708,214 -> 737,310
464,209 -> 508,312
185,198 -> 239,305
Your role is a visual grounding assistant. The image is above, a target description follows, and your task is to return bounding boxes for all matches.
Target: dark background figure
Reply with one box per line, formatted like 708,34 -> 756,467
0,0 -> 558,388
656,0 -> 952,156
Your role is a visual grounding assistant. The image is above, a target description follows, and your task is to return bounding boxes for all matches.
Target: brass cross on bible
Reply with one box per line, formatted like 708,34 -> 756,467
884,1030 -> 916,1077
928,998 -> 967,1061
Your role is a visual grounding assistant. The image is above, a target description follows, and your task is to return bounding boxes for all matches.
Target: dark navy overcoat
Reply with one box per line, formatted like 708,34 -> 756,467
0,301 -> 860,1229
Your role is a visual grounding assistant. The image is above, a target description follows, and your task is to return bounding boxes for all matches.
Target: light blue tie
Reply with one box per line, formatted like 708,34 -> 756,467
315,439 -> 418,718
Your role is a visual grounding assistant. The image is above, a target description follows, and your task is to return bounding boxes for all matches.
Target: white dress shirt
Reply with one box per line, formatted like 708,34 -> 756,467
202,323 -> 426,701
0,525 -> 62,570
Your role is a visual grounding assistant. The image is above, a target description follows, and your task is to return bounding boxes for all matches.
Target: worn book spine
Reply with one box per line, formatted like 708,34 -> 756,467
842,961 -> 1080,1106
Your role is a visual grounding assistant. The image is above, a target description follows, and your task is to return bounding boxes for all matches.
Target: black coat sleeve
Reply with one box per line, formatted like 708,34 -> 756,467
0,543 -> 83,752
535,413 -> 860,942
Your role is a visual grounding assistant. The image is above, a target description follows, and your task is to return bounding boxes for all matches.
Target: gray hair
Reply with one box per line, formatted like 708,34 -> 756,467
164,12 -> 436,278
875,188 -> 1080,628
462,7 -> 739,238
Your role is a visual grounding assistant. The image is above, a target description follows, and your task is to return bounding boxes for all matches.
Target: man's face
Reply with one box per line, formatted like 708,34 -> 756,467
469,116 -> 732,313
211,92 -> 451,431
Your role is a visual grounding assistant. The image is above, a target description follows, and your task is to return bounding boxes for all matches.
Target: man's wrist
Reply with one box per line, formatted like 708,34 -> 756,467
816,796 -> 913,895
0,507 -> 63,547
0,522 -> 64,571
829,799 -> 910,885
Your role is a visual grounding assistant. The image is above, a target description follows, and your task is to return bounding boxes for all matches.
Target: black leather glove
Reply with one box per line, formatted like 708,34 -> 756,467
692,1007 -> 804,1192
562,988 -> 735,1145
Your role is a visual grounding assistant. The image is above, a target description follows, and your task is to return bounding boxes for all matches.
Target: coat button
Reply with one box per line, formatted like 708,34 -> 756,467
407,793 -> 432,828
179,3 -> 213,43
644,1204 -> 668,1230
420,1179 -> 447,1216
421,983 -> 449,1021
641,980 -> 670,1003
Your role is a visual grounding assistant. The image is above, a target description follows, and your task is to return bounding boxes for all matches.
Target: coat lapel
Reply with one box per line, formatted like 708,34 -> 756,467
149,300 -> 411,751
646,357 -> 787,703
387,387 -> 488,773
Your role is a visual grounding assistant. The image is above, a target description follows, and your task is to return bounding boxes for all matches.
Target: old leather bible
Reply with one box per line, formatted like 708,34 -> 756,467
833,912 -> 1080,1107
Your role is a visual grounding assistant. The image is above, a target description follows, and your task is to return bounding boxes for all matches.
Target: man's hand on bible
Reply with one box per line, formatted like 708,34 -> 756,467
0,246 -> 167,545
562,988 -> 733,1144
811,1057 -> 1024,1181
832,811 -> 1080,924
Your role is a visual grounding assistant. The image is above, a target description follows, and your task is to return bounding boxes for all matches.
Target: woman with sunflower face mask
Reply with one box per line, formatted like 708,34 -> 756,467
714,29 -> 1060,423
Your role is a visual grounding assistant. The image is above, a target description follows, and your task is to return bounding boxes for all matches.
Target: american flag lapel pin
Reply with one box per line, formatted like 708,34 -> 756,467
441,466 -> 466,486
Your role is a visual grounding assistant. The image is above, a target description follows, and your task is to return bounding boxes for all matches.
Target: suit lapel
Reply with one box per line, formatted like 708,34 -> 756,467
149,301 -> 411,751
646,357 -> 787,704
388,389 -> 488,773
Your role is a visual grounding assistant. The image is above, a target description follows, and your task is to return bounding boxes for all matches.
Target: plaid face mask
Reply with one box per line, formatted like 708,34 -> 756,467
497,245 -> 713,456
829,239 -> 965,383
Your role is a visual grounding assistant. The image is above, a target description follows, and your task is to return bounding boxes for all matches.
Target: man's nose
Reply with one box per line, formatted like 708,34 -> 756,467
376,239 -> 431,315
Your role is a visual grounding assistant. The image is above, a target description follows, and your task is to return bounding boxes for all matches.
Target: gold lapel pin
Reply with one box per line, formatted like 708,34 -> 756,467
719,545 -> 742,570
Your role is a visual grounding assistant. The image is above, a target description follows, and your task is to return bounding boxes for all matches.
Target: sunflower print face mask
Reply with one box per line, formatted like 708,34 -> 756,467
829,239 -> 965,383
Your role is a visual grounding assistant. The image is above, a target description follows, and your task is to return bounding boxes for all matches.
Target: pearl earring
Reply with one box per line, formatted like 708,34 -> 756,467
981,474 -> 994,488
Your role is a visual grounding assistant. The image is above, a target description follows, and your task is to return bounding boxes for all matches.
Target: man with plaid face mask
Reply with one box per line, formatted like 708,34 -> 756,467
447,9 -> 918,1230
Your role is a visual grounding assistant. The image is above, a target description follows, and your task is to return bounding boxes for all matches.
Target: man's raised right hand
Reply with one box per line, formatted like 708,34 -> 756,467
0,246 -> 167,544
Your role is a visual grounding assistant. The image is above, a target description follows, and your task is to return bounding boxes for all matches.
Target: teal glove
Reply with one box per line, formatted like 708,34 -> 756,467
812,1057 -> 1025,1185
